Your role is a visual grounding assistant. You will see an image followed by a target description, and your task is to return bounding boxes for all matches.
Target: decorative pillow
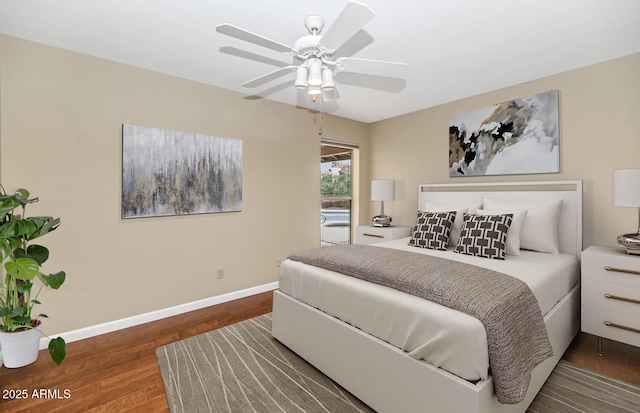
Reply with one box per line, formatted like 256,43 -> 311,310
482,197 -> 563,254
476,208 -> 527,255
408,211 -> 456,251
454,213 -> 513,260
422,201 -> 481,247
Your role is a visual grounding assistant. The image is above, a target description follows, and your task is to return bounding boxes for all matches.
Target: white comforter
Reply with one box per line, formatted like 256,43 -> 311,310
278,238 -> 578,381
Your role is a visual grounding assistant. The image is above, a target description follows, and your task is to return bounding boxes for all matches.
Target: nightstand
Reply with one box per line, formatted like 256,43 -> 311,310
355,225 -> 411,245
581,245 -> 640,351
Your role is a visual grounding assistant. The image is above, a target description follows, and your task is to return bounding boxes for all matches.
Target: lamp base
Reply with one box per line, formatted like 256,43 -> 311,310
617,233 -> 640,253
372,215 -> 392,227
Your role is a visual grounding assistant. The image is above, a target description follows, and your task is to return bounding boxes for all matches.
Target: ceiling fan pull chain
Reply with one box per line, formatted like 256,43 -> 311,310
318,98 -> 323,136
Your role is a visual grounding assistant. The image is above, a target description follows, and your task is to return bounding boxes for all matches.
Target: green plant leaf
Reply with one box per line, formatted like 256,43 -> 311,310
12,190 -> 38,210
24,217 -> 48,240
13,188 -> 30,200
35,217 -> 60,238
39,271 -> 65,289
0,219 -> 36,238
0,220 -> 19,237
0,204 -> 17,220
16,280 -> 33,293
48,337 -> 66,366
18,244 -> 50,265
4,257 -> 40,280
16,219 -> 37,237
9,307 -> 24,318
0,238 -> 12,261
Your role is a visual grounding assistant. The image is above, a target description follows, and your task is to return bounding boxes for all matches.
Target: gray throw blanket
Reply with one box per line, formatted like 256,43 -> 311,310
288,244 -> 554,404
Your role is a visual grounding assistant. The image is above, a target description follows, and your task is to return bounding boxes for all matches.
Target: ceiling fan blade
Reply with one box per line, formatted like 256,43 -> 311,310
216,24 -> 293,54
334,57 -> 408,78
220,47 -> 290,68
242,66 -> 297,88
332,30 -> 374,60
319,1 -> 375,52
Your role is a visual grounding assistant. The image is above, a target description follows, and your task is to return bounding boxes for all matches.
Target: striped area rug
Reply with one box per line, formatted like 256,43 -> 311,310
528,360 -> 640,413
156,314 -> 640,413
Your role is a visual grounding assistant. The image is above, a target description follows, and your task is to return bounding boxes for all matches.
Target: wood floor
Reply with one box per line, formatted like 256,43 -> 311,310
1,290 -> 638,412
0,291 -> 273,413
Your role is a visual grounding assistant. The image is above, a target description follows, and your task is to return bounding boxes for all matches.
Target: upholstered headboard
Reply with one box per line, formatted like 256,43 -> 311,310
418,180 -> 583,258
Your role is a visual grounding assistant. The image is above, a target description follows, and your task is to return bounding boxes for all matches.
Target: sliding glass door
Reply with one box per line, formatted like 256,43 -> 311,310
320,143 -> 353,247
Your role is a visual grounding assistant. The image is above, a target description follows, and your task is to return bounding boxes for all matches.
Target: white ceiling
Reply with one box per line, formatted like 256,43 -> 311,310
1,0 -> 639,123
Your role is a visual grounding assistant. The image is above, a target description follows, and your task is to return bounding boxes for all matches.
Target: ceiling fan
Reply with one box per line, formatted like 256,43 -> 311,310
216,1 -> 408,101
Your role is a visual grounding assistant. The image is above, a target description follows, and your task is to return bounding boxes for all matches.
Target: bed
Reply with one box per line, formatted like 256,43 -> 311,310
272,180 -> 582,413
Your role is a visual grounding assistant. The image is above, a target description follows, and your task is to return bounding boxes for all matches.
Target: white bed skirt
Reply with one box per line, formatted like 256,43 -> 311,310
272,284 -> 580,413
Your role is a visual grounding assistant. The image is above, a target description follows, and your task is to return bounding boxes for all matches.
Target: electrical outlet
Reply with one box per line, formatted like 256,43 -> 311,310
217,268 -> 224,279
275,257 -> 282,267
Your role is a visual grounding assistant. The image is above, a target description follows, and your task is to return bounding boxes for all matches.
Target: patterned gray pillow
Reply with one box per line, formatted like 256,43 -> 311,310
408,211 -> 456,251
454,213 -> 513,260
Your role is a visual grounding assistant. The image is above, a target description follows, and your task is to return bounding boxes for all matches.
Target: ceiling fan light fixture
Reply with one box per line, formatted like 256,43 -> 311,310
307,58 -> 323,86
308,85 -> 322,95
219,2 -> 408,104
321,67 -> 335,90
294,66 -> 308,88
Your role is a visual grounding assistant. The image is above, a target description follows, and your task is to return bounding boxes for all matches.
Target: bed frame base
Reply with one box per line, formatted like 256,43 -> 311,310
273,286 -> 579,413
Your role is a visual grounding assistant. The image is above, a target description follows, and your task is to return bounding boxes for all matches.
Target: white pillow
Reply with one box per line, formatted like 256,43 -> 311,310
422,202 -> 480,247
482,197 -> 563,254
476,208 -> 527,255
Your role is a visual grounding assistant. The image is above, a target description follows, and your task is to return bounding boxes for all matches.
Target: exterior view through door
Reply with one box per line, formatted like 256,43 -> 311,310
321,143 -> 353,247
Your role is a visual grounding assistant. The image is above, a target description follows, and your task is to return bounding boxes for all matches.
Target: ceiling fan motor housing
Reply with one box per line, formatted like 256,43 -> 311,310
293,35 -> 328,61
304,15 -> 324,34
294,15 -> 330,62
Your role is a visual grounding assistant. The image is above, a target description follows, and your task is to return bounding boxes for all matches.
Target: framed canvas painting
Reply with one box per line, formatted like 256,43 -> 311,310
449,90 -> 559,176
122,124 -> 242,218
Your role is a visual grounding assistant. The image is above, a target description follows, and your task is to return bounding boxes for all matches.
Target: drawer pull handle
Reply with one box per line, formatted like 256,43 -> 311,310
604,293 -> 640,305
605,266 -> 640,276
604,321 -> 640,335
363,233 -> 385,239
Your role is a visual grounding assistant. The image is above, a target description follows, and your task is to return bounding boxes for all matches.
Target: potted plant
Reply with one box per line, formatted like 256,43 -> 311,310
0,186 -> 66,367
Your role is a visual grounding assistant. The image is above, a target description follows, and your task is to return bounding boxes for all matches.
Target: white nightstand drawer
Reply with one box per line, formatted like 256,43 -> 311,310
582,278 -> 640,312
582,305 -> 640,347
582,246 -> 640,285
355,225 -> 411,245
357,231 -> 389,244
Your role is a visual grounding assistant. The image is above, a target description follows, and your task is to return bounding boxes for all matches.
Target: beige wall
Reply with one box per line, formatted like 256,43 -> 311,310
0,36 -> 369,336
367,53 -> 640,249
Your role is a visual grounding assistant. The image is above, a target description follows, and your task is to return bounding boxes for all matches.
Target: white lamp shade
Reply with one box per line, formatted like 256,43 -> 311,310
613,169 -> 640,207
307,58 -> 322,86
321,67 -> 335,90
371,180 -> 394,201
294,66 -> 308,89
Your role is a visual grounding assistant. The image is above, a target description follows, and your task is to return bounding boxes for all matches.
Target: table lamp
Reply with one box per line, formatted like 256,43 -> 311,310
613,169 -> 640,253
371,180 -> 394,227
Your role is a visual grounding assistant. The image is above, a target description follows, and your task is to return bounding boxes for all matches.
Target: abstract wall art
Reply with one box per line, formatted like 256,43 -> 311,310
122,124 -> 242,218
449,90 -> 559,177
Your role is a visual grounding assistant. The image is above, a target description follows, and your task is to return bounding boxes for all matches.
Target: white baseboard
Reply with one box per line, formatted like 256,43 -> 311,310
37,282 -> 279,350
